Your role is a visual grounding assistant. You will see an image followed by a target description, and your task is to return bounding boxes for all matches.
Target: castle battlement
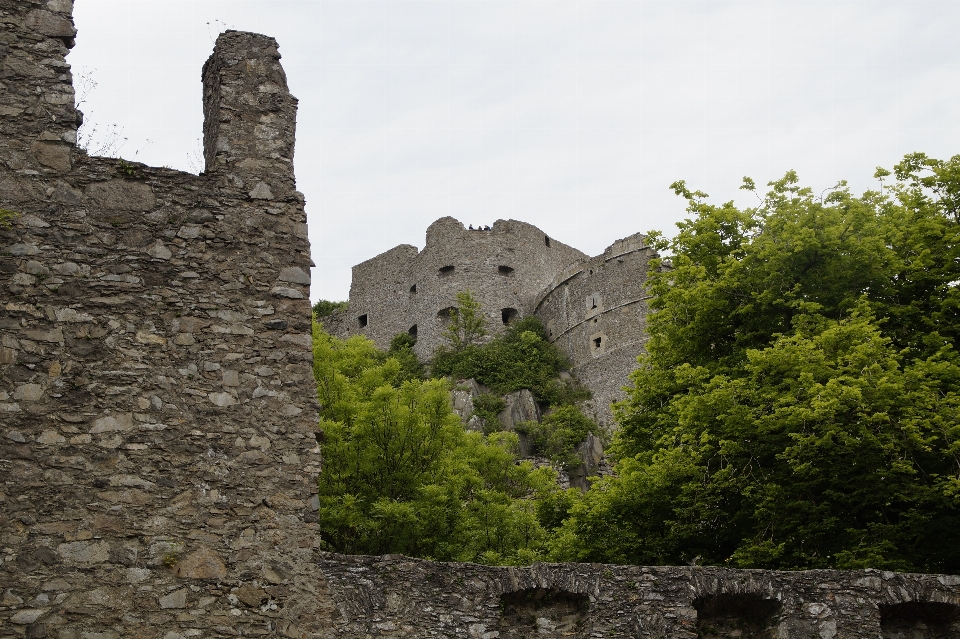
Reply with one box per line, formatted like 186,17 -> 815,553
325,219 -> 655,426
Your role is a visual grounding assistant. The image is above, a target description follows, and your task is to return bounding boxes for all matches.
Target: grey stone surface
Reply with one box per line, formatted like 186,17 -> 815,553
1,4 -> 324,637
535,232 -> 655,428
317,554 -> 960,638
322,217 -> 588,363
322,221 -> 655,429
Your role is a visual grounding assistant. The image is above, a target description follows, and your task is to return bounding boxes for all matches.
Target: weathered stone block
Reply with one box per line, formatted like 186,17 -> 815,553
56,541 -> 109,566
90,413 -> 134,433
174,546 -> 226,580
158,589 -> 188,609
85,180 -> 156,211
31,142 -> 72,171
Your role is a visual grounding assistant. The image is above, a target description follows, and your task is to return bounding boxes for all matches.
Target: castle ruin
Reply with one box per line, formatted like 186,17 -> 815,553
323,217 -> 657,427
2,2 -> 960,637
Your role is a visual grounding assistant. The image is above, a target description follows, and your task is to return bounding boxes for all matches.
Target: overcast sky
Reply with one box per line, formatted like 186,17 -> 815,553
68,0 -> 960,301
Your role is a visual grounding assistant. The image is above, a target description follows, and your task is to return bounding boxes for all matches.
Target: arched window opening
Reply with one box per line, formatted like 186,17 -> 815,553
357,314 -> 368,328
501,308 -> 518,325
498,265 -> 515,276
408,325 -> 418,340
880,602 -> 960,638
439,265 -> 454,276
499,588 -> 587,638
437,307 -> 456,321
694,593 -> 781,639
410,284 -> 417,294
544,235 -> 551,247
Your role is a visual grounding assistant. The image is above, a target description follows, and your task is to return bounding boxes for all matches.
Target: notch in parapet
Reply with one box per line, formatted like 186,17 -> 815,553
202,31 -> 298,196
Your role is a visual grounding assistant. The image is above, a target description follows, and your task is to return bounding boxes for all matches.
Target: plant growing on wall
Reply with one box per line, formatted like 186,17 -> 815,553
442,290 -> 487,351
313,299 -> 349,317
0,208 -> 18,228
433,314 -> 588,407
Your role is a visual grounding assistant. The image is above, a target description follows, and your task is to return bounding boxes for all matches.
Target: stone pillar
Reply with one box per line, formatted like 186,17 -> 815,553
0,0 -> 79,174
202,30 -> 298,199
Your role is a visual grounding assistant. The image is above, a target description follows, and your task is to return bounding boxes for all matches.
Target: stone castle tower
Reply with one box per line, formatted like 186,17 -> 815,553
2,3 -> 958,637
323,217 -> 657,426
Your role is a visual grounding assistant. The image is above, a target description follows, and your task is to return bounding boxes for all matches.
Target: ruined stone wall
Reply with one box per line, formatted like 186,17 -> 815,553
534,233 -> 654,428
317,553 -> 960,639
326,221 -> 655,428
325,216 -> 586,361
0,4 -> 334,636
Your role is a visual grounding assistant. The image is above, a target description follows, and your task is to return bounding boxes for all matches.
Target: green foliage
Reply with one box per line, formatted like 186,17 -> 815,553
433,315 -> 587,406
0,208 -> 18,228
442,290 -> 487,351
313,299 -> 349,317
312,323 -> 556,564
471,392 -> 506,434
117,158 -> 137,176
516,405 -> 596,470
387,333 -> 423,382
553,156 -> 960,573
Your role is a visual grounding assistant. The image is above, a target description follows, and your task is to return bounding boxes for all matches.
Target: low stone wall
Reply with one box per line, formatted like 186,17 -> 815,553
317,553 -> 960,639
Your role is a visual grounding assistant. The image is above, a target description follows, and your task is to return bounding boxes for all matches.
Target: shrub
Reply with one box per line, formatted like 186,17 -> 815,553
516,405 -> 596,470
313,299 -> 348,317
433,315 -> 588,407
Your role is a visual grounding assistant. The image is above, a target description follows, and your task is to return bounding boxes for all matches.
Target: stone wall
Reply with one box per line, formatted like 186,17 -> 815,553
0,3 -> 329,636
317,553 -> 960,639
326,221 -> 654,429
325,216 -> 587,361
534,233 -> 655,428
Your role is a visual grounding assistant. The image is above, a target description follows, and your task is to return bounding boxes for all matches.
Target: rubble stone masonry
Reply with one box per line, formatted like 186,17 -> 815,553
2,2 -> 959,638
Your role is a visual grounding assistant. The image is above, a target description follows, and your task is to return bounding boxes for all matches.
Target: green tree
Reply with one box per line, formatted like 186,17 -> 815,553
433,315 -> 587,406
552,156 -> 960,573
443,290 -> 486,351
516,405 -> 596,471
312,323 -> 556,564
313,299 -> 348,317
387,332 -> 424,382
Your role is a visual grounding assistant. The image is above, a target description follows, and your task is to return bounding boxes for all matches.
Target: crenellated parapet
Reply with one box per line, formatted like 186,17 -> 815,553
326,216 -> 587,360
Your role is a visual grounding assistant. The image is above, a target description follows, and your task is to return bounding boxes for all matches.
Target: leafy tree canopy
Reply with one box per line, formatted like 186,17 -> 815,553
313,324 -> 557,564
313,299 -> 348,317
433,298 -> 588,407
551,155 -> 960,573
